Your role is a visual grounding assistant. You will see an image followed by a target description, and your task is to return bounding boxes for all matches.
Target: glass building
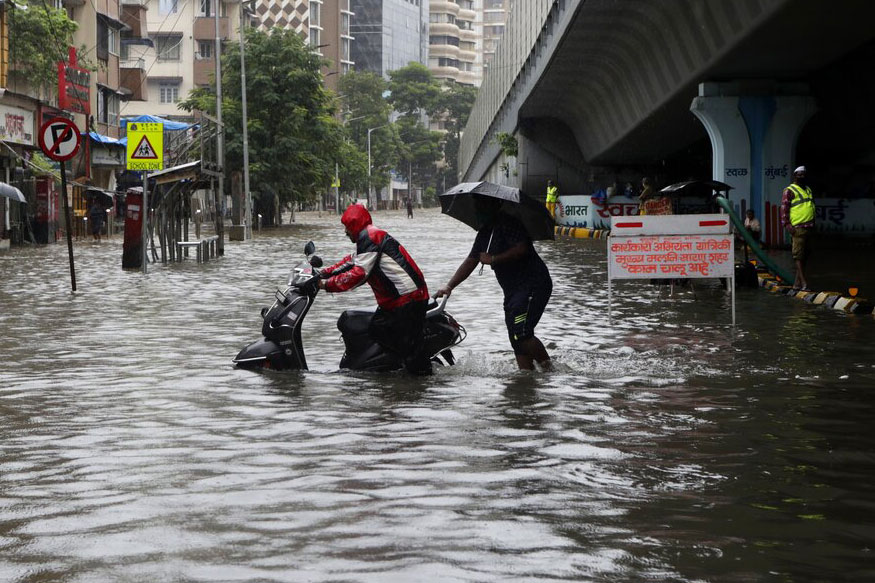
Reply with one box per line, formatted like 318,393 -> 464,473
350,0 -> 429,78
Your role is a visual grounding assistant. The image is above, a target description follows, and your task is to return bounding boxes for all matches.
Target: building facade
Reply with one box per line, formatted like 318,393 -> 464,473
428,0 -> 479,86
479,0 -> 510,73
350,0 -> 428,79
119,0 -> 241,119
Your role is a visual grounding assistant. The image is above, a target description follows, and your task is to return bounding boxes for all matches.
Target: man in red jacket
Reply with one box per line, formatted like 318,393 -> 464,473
318,204 -> 432,374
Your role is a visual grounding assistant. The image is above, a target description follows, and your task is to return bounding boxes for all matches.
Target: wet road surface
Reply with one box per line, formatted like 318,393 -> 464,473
1,208 -> 874,582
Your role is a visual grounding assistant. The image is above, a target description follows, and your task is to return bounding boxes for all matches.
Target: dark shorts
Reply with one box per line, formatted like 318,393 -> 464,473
791,226 -> 811,261
503,284 -> 552,348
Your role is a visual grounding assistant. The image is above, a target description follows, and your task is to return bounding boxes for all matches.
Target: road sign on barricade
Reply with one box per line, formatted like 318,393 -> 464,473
608,214 -> 736,325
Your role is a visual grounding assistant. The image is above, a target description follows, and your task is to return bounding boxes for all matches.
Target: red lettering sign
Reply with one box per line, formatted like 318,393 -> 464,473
57,47 -> 90,115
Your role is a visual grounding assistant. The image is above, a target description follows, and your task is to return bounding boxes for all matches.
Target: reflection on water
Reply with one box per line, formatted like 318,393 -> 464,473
1,208 -> 874,582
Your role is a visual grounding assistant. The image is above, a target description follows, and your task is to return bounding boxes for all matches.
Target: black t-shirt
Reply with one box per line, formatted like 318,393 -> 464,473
468,213 -> 551,294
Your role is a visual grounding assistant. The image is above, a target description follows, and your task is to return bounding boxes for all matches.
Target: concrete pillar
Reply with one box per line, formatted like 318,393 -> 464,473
690,83 -> 816,246
689,93 -> 751,206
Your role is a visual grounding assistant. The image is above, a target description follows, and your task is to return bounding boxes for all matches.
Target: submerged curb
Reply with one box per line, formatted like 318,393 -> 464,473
757,273 -> 874,316
554,226 -> 610,239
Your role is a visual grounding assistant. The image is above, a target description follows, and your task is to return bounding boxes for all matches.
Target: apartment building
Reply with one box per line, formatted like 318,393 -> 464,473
480,0 -> 511,72
428,0 -> 479,86
120,0 -> 241,119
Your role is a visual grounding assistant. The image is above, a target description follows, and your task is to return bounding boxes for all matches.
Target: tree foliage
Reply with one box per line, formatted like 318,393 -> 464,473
180,28 -> 342,207
388,62 -> 441,116
337,71 -> 397,193
8,2 -> 81,97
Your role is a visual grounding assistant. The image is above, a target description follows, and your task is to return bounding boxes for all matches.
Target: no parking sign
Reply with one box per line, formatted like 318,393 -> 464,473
38,117 -> 81,162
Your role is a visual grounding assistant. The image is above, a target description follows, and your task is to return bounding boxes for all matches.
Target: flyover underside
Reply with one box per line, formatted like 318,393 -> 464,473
517,0 -> 875,166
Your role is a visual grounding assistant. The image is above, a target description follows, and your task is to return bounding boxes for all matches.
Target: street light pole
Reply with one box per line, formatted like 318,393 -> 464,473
367,124 -> 388,210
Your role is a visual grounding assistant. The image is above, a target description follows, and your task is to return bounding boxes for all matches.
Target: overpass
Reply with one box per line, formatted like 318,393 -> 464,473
459,0 -> 875,242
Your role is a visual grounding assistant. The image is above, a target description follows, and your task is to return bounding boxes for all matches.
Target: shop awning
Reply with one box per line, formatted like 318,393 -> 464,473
0,182 -> 26,203
120,115 -> 194,132
83,131 -> 126,147
149,160 -> 203,185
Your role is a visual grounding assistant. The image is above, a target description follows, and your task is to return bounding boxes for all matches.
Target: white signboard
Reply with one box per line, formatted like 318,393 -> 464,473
608,234 -> 734,280
0,104 -> 35,146
608,213 -> 736,325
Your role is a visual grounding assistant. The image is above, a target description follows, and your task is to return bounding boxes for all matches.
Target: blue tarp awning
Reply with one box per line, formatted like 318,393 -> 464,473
83,131 -> 126,147
120,115 -> 193,131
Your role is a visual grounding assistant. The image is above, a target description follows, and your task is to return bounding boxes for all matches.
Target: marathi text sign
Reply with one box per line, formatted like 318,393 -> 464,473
608,235 -> 735,280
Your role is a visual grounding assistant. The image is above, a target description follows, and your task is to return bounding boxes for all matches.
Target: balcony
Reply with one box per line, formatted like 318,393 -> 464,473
193,58 -> 216,86
121,4 -> 149,38
194,17 -> 229,40
120,58 -> 147,101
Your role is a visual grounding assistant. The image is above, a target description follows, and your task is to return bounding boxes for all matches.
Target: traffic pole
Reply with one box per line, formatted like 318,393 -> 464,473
141,173 -> 148,274
59,160 -> 76,292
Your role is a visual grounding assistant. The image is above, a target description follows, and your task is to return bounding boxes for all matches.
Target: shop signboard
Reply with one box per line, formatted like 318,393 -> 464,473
0,104 -> 34,146
57,47 -> 91,115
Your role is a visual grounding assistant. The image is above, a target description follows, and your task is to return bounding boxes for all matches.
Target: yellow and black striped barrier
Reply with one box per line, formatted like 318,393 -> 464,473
757,273 -> 873,316
554,226 -> 610,239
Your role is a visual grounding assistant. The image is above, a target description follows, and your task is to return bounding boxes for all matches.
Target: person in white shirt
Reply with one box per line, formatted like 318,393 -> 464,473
744,209 -> 761,243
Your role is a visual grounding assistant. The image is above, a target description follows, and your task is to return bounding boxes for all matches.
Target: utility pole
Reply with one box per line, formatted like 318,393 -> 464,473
214,0 -> 225,254
239,0 -> 252,238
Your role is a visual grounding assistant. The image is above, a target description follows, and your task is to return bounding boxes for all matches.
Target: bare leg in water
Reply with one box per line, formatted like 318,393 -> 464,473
514,336 -> 552,371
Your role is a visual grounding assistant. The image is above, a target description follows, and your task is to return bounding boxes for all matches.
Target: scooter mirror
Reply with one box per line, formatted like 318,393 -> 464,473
309,255 -> 323,268
304,241 -> 316,256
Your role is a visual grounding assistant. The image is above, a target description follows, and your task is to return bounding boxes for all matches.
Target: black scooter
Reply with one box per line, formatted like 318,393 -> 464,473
233,241 -> 466,371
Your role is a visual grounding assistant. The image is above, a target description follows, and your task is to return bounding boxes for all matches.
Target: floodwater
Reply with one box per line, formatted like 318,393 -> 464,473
1,207 -> 874,583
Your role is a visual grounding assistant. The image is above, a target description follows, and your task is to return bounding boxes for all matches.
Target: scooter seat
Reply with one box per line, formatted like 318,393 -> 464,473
337,307 -> 376,336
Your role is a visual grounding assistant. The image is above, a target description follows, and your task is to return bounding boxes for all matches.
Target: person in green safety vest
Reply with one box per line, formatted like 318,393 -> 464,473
780,165 -> 816,291
545,179 -> 559,218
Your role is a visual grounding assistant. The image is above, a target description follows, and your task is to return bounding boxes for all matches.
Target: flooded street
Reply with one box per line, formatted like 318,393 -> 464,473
2,207 -> 875,582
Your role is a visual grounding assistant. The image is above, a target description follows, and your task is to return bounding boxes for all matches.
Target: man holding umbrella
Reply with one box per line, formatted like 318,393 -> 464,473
436,190 -> 553,371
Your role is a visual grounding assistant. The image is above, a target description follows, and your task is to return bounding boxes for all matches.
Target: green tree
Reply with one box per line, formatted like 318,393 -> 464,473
180,28 -> 342,208
337,71 -> 397,196
434,81 -> 478,184
396,115 -> 442,191
387,62 -> 441,116
8,2 -> 81,98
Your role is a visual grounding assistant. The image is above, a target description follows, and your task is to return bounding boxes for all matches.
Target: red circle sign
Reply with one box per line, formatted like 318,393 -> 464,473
38,117 -> 81,162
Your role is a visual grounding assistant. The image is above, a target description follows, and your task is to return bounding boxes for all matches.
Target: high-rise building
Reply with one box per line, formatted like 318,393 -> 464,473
251,0 -> 353,90
428,0 -> 479,86
350,0 -> 428,79
479,0 -> 511,72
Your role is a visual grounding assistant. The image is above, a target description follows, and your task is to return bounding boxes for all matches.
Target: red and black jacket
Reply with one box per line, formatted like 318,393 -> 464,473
321,205 -> 429,310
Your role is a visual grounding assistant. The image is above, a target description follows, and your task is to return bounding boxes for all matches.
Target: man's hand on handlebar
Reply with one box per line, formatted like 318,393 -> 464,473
434,286 -> 452,299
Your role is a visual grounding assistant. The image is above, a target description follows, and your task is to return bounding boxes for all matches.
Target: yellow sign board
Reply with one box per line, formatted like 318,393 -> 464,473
126,122 -> 164,171
331,176 -> 341,188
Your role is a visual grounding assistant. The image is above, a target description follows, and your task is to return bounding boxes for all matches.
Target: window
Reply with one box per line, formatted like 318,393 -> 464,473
97,88 -> 119,126
97,19 -> 108,61
154,35 -> 182,61
159,0 -> 178,14
197,0 -> 213,17
159,82 -> 180,103
108,92 -> 119,126
310,0 -> 321,27
197,40 -> 213,60
108,26 -> 119,56
310,28 -> 321,50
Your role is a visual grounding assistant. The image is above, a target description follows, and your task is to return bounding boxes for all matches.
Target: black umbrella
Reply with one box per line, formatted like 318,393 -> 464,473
439,181 -> 555,241
659,180 -> 733,197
